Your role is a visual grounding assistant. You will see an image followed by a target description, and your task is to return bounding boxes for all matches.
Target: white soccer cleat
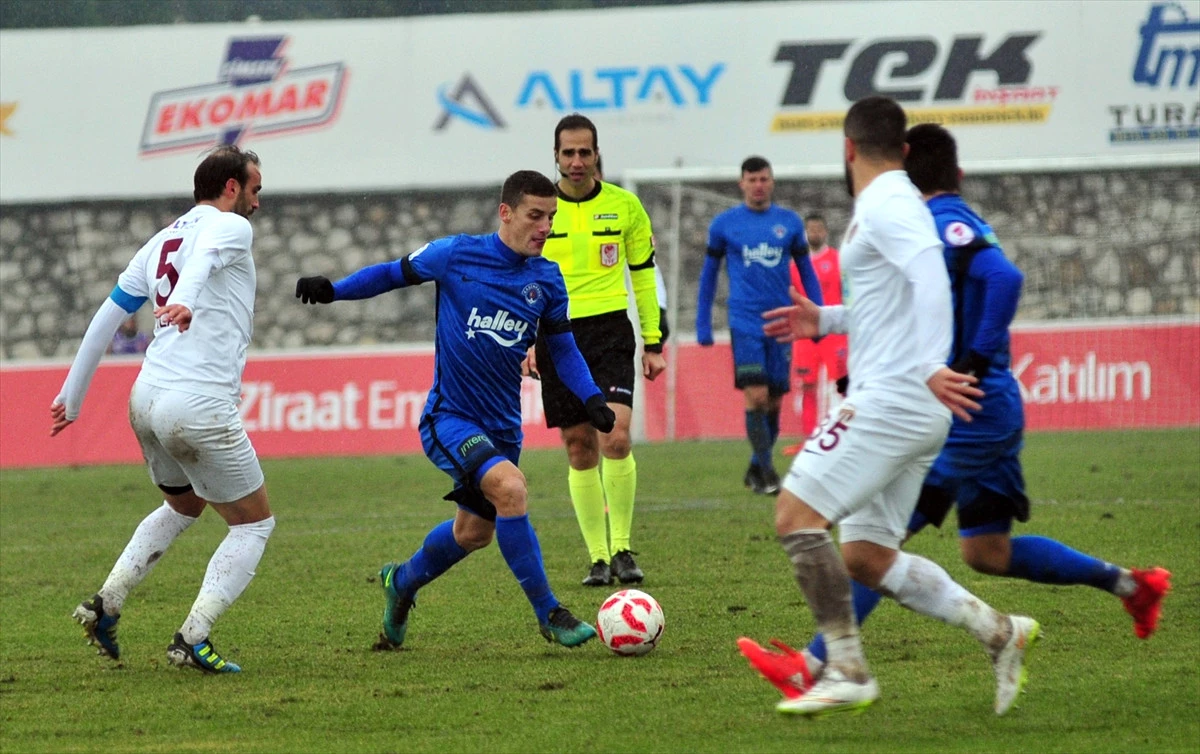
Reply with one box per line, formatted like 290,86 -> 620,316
993,615 -> 1041,716
775,666 -> 879,717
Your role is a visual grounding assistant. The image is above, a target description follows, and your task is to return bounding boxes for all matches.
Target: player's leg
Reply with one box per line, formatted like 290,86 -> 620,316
730,329 -> 774,492
954,432 -> 1170,638
598,405 -> 643,584
162,391 -> 273,673
591,321 -> 641,583
756,340 -> 792,491
843,441 -> 1038,716
792,337 -> 820,439
537,321 -> 613,584
481,459 -> 596,647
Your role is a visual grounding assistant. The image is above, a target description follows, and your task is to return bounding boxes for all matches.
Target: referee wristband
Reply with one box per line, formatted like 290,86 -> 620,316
644,343 -> 663,354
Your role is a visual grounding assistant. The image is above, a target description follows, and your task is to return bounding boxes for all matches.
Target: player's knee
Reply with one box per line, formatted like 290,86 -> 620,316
960,539 -> 1009,575
456,524 -> 493,552
600,429 -> 632,458
487,474 -> 528,517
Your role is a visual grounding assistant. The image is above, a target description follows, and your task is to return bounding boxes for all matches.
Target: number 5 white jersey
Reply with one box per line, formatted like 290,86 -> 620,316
119,205 -> 256,403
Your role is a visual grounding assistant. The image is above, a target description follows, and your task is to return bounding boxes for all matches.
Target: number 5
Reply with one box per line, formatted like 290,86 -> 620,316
154,238 -> 183,306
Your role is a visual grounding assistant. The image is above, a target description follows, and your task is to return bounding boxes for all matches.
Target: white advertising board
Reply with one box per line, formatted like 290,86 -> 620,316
0,0 -> 1196,202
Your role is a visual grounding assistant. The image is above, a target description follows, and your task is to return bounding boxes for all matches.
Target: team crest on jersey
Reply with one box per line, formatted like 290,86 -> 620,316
772,224 -> 787,239
594,213 -> 618,220
600,243 -> 620,267
944,222 -> 976,246
521,282 -> 543,305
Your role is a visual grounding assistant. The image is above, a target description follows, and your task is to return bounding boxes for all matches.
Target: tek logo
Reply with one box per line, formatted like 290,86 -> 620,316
1133,3 -> 1200,88
141,37 -> 347,156
465,307 -> 529,347
775,34 -> 1039,105
434,74 -> 506,130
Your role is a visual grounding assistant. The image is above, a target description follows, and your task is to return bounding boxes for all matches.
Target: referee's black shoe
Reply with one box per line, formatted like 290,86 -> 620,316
611,550 -> 644,584
582,560 -> 613,587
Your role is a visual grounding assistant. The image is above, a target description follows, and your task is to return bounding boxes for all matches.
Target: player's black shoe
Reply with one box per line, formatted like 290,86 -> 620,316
611,550 -> 644,584
582,560 -> 613,587
744,464 -> 762,491
759,468 -> 781,495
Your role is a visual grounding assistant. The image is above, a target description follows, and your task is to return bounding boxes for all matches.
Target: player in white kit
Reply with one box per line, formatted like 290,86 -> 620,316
51,146 -> 272,674
745,97 -> 1039,716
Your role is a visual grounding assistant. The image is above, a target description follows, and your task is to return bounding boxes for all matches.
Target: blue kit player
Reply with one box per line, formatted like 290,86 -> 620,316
696,156 -> 823,495
295,170 -> 617,649
740,124 -> 1171,699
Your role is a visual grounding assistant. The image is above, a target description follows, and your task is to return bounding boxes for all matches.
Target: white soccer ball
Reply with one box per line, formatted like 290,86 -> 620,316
596,589 -> 664,656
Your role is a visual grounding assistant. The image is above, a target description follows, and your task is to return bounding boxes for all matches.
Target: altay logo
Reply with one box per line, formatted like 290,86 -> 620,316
141,37 -> 348,155
771,32 -> 1058,132
1109,2 -> 1200,144
434,63 -> 725,130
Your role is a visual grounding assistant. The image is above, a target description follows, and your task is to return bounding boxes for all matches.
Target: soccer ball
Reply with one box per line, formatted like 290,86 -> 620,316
596,589 -> 664,656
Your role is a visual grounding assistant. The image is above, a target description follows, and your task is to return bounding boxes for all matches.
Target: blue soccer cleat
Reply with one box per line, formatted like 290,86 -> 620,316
539,606 -> 597,648
379,562 -> 417,649
166,632 -> 241,673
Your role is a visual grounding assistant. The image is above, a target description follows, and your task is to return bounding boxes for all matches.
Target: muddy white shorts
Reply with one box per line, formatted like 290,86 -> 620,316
129,381 -> 264,503
782,389 -> 950,549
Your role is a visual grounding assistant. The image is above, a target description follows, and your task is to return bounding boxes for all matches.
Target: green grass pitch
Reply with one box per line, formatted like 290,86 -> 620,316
1,429 -> 1197,753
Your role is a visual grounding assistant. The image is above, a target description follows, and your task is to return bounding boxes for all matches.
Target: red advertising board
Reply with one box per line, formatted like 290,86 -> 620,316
2,320 -> 1196,469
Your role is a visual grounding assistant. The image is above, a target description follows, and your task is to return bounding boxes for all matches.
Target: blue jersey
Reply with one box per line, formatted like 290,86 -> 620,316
403,233 -> 571,444
698,204 -> 822,336
928,194 -> 1024,440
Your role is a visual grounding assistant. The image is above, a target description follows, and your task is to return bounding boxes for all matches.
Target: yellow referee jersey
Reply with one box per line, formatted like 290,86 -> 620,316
544,181 -> 662,347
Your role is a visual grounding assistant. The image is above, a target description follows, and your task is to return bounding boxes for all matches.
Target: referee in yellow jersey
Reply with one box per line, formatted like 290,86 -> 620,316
530,113 -> 666,587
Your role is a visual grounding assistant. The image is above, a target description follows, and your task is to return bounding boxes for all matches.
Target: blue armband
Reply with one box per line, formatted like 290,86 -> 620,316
109,285 -> 147,313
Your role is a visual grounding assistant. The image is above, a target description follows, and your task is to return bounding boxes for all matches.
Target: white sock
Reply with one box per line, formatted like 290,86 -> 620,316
1113,569 -> 1136,598
780,528 -> 867,677
878,551 -> 1010,653
99,502 -> 197,614
180,516 -> 275,644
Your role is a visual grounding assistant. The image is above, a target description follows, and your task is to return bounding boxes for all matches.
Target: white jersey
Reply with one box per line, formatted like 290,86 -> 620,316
119,205 -> 256,403
838,170 -> 952,406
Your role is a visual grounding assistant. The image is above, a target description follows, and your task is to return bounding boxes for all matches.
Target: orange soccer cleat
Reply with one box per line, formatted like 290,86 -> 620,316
1122,567 -> 1171,639
737,637 -> 816,699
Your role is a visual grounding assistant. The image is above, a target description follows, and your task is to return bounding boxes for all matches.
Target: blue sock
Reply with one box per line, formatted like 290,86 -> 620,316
745,410 -> 773,470
1006,535 -> 1121,591
396,519 -> 468,595
495,514 -> 558,624
767,408 -> 781,446
806,579 -> 884,663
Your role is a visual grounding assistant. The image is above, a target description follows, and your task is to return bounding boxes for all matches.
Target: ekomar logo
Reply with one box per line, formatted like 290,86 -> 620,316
140,37 -> 348,156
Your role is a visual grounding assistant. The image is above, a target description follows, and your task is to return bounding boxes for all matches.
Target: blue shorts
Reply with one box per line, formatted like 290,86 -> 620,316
730,328 -> 792,395
420,411 -> 521,521
911,429 -> 1029,538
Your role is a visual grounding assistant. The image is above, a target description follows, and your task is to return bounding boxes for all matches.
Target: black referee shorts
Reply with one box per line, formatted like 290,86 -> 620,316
534,310 -> 636,429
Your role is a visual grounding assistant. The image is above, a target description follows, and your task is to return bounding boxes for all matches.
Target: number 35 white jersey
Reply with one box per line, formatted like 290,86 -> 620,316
118,205 -> 256,403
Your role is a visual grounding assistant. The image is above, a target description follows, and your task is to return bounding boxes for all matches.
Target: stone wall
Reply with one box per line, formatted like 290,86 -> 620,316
1,167 -> 1196,360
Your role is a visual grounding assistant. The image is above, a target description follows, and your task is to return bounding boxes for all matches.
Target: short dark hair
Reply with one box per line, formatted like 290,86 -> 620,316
905,123 -> 961,194
554,113 -> 598,152
501,170 -> 556,208
804,212 -> 826,225
193,145 -> 260,202
843,96 -> 906,161
741,155 -> 771,175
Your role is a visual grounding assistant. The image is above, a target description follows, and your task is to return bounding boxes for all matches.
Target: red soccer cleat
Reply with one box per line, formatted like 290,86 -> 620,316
737,637 -> 815,699
1122,567 -> 1171,639
781,444 -> 804,457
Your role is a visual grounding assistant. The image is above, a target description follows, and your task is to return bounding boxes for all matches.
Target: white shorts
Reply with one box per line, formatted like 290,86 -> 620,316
782,389 -> 950,549
129,381 -> 264,504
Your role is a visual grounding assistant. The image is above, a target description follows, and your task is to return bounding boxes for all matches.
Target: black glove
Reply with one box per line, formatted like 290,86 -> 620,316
835,374 -> 850,396
658,307 -> 670,344
950,350 -> 991,381
296,276 -> 335,304
585,394 -> 616,433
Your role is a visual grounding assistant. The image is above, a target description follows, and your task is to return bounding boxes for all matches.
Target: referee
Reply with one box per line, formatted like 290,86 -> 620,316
531,113 -> 666,587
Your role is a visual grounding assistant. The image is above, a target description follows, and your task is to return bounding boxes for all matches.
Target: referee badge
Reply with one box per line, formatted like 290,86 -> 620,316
600,243 -> 620,267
